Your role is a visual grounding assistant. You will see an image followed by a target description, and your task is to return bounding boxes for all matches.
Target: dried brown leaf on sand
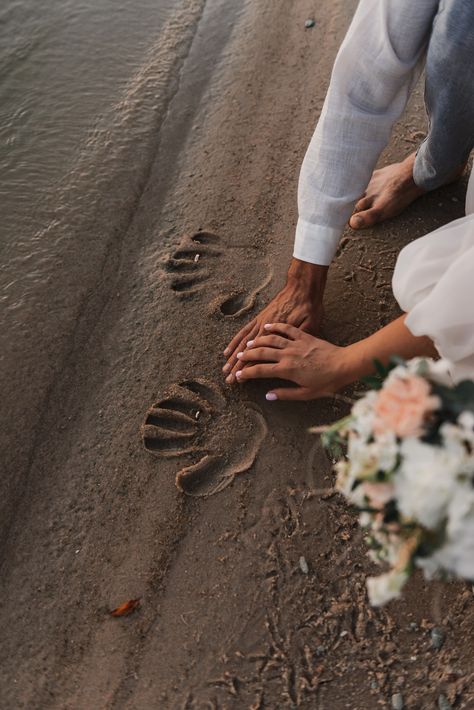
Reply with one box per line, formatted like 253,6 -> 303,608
110,599 -> 140,617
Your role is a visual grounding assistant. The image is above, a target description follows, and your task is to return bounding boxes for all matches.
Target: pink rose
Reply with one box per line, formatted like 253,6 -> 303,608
362,481 -> 395,510
373,374 -> 439,438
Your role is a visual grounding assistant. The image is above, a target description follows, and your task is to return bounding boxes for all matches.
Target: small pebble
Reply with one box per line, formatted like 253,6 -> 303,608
409,622 -> 418,632
438,695 -> 452,710
195,410 -> 200,420
304,18 -> 315,28
431,627 -> 444,650
299,555 -> 309,574
370,680 -> 378,690
316,645 -> 326,655
391,692 -> 404,710
194,253 -> 200,262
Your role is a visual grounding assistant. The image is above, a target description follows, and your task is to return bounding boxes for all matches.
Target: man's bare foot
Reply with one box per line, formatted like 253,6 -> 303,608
349,152 -> 425,230
350,152 -> 467,229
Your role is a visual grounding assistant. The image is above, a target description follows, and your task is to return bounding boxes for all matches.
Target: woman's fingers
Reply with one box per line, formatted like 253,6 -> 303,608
237,347 -> 283,363
222,324 -> 258,381
223,319 -> 256,359
263,322 -> 302,340
265,387 -> 310,401
223,323 -> 259,380
246,334 -> 290,350
235,362 -> 279,381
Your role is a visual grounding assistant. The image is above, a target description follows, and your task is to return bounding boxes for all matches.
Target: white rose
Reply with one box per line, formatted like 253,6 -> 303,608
419,487 -> 474,580
366,569 -> 408,606
347,432 -> 398,481
351,391 -> 378,439
395,438 -> 462,529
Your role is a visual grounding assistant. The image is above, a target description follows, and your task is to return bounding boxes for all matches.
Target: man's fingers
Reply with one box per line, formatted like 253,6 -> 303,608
246,334 -> 290,350
237,347 -> 283,363
223,319 -> 256,358
265,387 -> 309,401
263,322 -> 302,340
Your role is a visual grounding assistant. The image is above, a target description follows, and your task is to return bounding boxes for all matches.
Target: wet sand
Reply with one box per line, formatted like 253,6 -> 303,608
1,0 -> 473,708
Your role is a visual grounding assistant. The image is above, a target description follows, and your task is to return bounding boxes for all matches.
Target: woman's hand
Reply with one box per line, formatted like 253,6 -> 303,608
233,322 -> 351,401
222,260 -> 327,383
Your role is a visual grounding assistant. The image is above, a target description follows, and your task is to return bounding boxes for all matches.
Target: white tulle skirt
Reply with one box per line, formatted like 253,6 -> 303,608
393,171 -> 474,382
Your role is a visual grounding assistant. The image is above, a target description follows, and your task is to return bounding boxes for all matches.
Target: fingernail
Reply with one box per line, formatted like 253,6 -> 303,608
223,348 -> 230,355
266,392 -> 278,401
246,340 -> 254,347
352,215 -> 362,228
222,363 -> 230,372
264,323 -> 273,329
237,352 -> 243,359
225,374 -> 233,383
236,370 -> 242,378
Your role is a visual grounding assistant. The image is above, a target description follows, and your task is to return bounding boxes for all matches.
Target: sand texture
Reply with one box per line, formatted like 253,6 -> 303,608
0,0 -> 473,708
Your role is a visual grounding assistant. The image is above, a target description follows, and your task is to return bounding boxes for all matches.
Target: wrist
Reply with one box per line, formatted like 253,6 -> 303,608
286,258 -> 328,299
336,343 -> 368,389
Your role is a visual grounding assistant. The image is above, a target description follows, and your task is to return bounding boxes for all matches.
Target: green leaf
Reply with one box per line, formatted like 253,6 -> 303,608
361,375 -> 383,390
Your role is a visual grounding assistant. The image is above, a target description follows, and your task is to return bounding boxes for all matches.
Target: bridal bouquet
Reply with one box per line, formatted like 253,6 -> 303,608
317,357 -> 474,606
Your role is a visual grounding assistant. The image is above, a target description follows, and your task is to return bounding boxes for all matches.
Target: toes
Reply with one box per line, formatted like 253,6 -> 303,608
350,206 -> 381,230
352,195 -> 372,215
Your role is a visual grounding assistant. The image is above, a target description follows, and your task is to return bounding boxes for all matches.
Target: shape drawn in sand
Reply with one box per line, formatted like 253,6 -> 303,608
142,379 -> 267,497
162,230 -> 272,318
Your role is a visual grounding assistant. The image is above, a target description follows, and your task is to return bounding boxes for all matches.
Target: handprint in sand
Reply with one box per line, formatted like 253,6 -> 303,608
162,230 -> 272,318
142,379 -> 267,497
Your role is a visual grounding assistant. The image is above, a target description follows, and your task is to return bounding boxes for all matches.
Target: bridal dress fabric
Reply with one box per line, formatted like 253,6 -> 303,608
393,170 -> 474,381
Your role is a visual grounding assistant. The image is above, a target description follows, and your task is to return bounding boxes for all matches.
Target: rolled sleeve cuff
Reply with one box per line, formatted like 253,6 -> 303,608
293,218 -> 343,266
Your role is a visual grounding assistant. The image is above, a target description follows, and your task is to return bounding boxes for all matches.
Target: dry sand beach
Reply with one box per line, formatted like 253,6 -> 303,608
1,0 -> 474,708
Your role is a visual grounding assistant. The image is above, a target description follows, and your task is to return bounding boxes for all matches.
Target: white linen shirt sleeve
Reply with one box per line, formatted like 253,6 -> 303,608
294,0 -> 440,266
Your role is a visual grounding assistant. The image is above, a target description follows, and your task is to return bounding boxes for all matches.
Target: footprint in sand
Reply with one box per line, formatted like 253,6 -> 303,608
162,230 -> 272,318
142,379 -> 267,497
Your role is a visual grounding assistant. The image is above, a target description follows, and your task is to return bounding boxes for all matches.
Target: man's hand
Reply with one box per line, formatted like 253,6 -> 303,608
222,258 -> 328,383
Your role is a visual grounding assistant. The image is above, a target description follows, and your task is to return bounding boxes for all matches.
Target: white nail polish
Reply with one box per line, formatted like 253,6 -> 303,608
236,370 -> 242,378
237,352 -> 243,359
264,323 -> 273,329
246,340 -> 254,347
266,392 -> 278,401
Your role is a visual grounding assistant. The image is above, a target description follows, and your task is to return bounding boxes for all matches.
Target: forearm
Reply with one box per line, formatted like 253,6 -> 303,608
340,315 -> 438,386
296,0 -> 438,266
